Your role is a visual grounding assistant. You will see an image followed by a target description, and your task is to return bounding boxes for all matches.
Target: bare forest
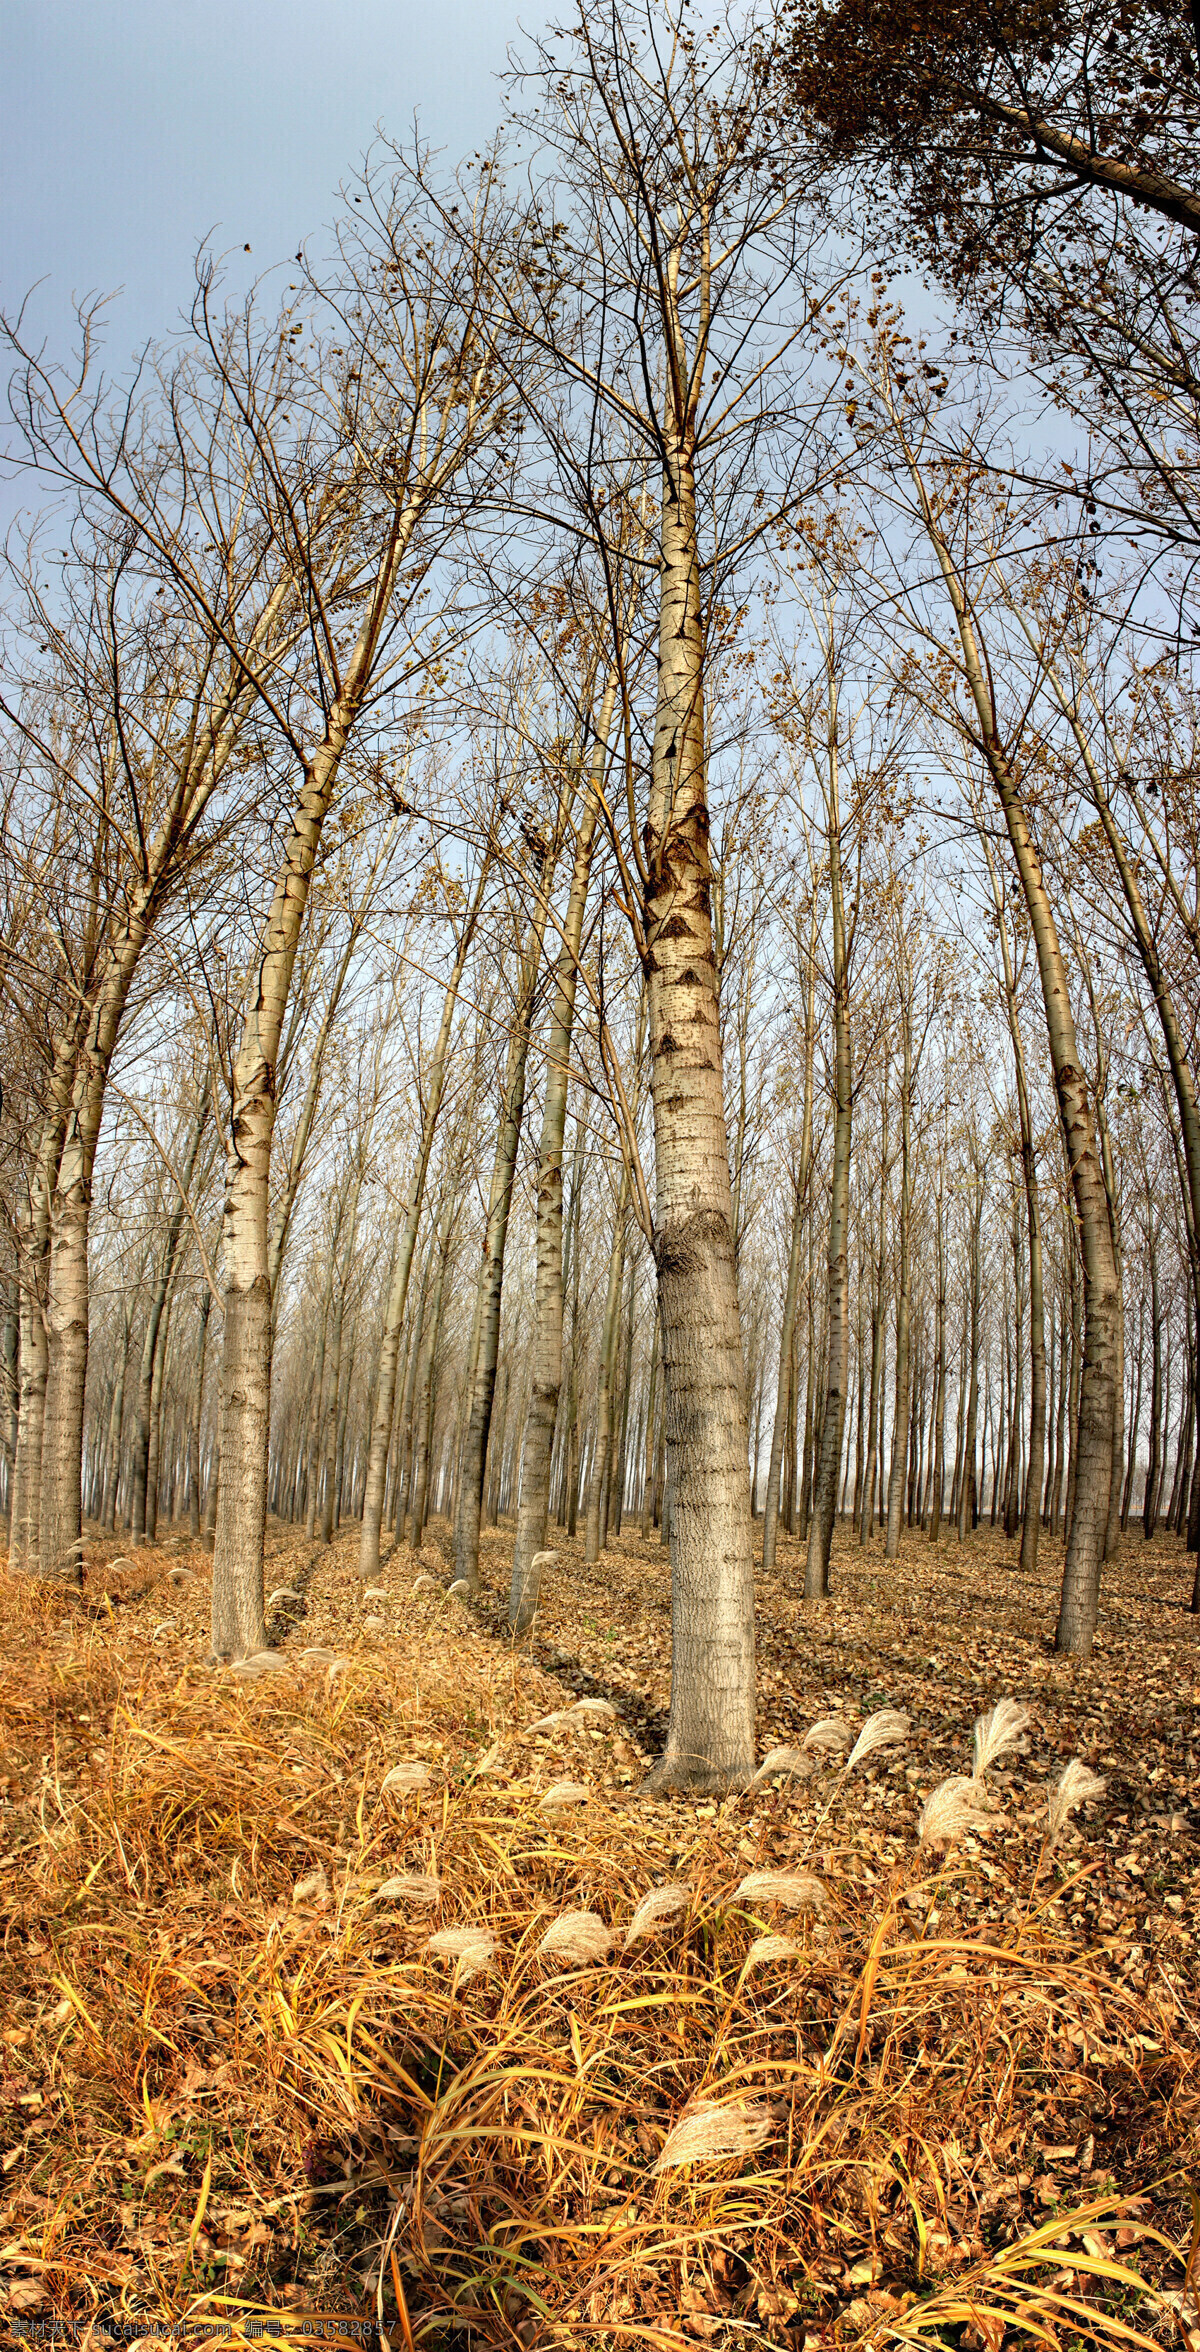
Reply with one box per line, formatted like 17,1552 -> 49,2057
1,4 -> 1198,2349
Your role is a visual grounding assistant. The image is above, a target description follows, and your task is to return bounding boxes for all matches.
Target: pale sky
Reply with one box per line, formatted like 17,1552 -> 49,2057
1,0 -> 525,368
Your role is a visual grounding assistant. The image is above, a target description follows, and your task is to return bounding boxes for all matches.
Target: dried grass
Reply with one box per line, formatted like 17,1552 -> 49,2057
375,1871 -> 441,1904
536,1909 -> 613,1965
743,1933 -> 804,1967
652,2100 -> 774,2172
425,1927 -> 497,1982
847,1706 -> 911,1769
538,1779 -> 590,1810
802,1713 -> 854,1755
732,1868 -> 825,1911
623,1883 -> 692,1946
749,1745 -> 809,1787
972,1695 -> 1032,1777
918,1772 -> 995,1848
1049,1755 -> 1108,1836
0,1521 -> 1193,2352
380,1760 -> 430,1793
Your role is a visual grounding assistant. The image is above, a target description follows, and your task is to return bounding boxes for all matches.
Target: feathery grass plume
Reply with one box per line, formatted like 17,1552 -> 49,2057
381,1760 -> 430,1793
247,1649 -> 290,1671
364,1616 -> 385,1632
299,1645 -> 338,1664
292,1864 -> 329,1907
425,1926 -> 496,1981
623,1883 -> 692,1946
972,1698 -> 1032,1779
166,1566 -> 192,1585
362,1586 -> 390,1602
539,1780 -> 590,1810
376,1871 -> 441,1904
918,1774 -> 994,1848
446,1579 -> 473,1599
847,1709 -> 910,1770
229,1658 -> 268,1681
530,1697 -> 618,1734
411,1573 -> 439,1594
537,1909 -> 613,1965
750,1745 -> 809,1788
266,1588 -> 302,1607
744,1933 -> 804,1967
732,1869 -> 825,1911
324,1658 -> 349,1687
1048,1758 -> 1107,1838
150,1620 -> 177,1642
652,2100 -> 773,2173
802,1716 -> 853,1756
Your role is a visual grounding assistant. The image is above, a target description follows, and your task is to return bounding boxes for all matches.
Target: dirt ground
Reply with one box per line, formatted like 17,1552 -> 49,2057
1,1513 -> 1197,2352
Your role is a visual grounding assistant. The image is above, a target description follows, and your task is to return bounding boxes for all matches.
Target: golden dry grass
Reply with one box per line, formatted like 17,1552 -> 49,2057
1,1513 -> 1197,2352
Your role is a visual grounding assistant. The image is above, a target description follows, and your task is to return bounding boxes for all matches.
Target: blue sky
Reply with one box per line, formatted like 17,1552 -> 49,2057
1,0 -> 524,368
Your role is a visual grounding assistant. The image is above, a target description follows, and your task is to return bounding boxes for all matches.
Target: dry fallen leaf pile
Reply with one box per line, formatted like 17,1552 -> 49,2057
1,1514 -> 1197,2352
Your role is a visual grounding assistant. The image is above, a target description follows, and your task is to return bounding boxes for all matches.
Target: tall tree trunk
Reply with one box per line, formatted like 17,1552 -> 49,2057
805,714 -> 853,1600
411,1197 -> 455,1551
100,1308 -> 132,1531
454,876 -> 550,1591
640,1320 -> 660,1544
1144,1229 -> 1163,1539
10,1088 -> 70,1572
37,623 -> 281,1590
358,869 -> 487,1585
508,688 -> 612,1628
188,1291 -> 212,1539
763,1189 -> 804,1573
1064,1259 -> 1083,1548
583,1179 -> 628,1567
145,1287 -> 174,1543
859,1312 -> 884,1547
763,906 -> 818,1575
884,989 -> 914,1563
976,824 -> 1045,1577
644,424 -> 755,1790
1029,637 -> 1200,1597
130,1111 -> 206,1545
909,460 -> 1120,1655
212,510 -> 415,1658
40,914 -> 159,1584
958,1173 -> 983,1541
928,1166 -> 948,1545
1121,1302 -> 1143,1530
319,1161 -> 368,1544
397,1237 -> 435,1540
0,1297 -> 16,1521
304,1304 -> 331,1542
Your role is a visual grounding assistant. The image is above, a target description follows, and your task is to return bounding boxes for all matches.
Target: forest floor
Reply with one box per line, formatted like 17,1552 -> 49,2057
2,1514 -> 1198,2352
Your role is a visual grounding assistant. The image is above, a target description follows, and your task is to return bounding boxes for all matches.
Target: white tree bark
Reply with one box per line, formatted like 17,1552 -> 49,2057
904,447 -> 1120,1654
644,429 -> 756,1791
508,690 -> 613,1630
357,872 -> 487,1586
453,876 -> 550,1590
